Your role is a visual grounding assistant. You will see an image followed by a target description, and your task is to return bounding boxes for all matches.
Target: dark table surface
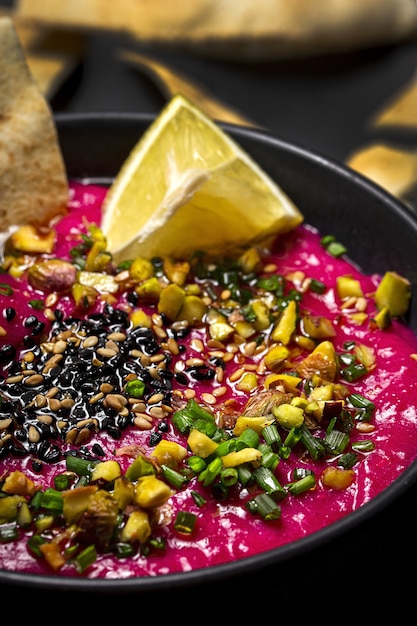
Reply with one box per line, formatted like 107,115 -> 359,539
55,30 -> 417,158
3,21 -> 417,613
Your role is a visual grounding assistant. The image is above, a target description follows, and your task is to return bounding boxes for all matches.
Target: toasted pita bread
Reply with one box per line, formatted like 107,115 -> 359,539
15,0 -> 417,60
371,76 -> 417,130
346,143 -> 417,202
0,16 -> 68,232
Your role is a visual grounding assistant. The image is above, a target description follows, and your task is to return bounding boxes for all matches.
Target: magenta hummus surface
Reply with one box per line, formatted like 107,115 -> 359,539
0,182 -> 417,579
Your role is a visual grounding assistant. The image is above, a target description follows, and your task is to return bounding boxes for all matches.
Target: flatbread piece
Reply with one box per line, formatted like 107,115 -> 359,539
0,16 -> 68,232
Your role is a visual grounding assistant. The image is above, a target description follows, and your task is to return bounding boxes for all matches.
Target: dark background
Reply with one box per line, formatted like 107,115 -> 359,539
1,1 -> 417,614
54,29 -> 417,164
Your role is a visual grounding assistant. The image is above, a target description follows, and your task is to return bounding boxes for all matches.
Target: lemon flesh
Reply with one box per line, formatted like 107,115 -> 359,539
101,94 -> 303,262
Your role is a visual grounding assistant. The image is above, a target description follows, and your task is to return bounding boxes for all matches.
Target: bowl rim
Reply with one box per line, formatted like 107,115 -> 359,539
1,111 -> 417,592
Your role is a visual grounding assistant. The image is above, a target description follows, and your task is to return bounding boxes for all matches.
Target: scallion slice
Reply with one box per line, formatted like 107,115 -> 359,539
76,544 -> 97,573
286,474 -> 316,496
174,510 -> 197,535
246,493 -> 281,520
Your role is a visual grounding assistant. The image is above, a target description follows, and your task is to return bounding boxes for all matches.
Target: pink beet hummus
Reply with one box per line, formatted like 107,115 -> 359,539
0,181 -> 417,579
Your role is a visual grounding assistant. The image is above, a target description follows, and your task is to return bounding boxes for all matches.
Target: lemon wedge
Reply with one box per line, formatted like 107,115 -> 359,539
101,93 -> 303,262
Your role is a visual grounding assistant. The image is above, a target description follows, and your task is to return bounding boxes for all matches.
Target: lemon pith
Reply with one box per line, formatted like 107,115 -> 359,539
101,94 -> 303,262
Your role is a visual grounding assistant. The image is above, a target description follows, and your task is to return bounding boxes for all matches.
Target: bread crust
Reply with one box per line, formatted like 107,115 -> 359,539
15,0 -> 417,60
0,17 -> 68,230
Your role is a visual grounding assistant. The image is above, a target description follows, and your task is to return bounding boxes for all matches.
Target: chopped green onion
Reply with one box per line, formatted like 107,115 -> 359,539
286,473 -> 316,495
237,464 -> 253,485
30,491 -> 43,511
215,439 -> 236,457
27,534 -> 46,557
54,474 -> 71,491
299,425 -> 327,460
337,452 -> 359,469
258,444 -> 280,470
66,454 -> 96,477
278,444 -> 291,459
172,398 -> 215,434
198,457 -> 223,486
39,488 -> 64,514
187,455 -> 207,473
161,465 -> 188,489
191,490 -> 207,507
174,510 -> 197,535
292,467 -> 315,480
352,440 -> 375,452
211,482 -> 229,501
257,275 -> 285,293
326,241 -> 347,257
253,466 -> 286,501
348,394 -> 375,421
262,423 -> 282,450
76,544 -> 97,572
28,299 -> 44,310
114,542 -> 136,558
309,278 -> 326,294
0,283 -> 13,296
341,363 -> 367,382
320,234 -> 336,247
246,493 -> 281,521
147,536 -> 166,552
339,352 -> 357,366
220,467 -> 239,487
236,427 -> 259,450
326,416 -> 338,434
172,411 -> 194,434
324,429 -> 350,455
284,427 -> 302,448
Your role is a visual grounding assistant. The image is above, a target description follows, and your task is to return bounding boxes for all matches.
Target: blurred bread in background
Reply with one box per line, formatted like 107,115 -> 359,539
14,0 -> 417,60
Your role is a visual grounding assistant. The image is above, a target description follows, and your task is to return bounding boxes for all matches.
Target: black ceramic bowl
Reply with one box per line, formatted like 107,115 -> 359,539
2,112 -> 417,599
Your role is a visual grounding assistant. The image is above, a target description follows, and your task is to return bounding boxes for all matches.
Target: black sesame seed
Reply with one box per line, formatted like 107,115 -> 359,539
31,459 -> 43,473
31,321 -> 46,335
150,379 -> 171,394
11,444 -> 29,457
43,445 -> 61,464
0,399 -> 15,415
72,405 -> 92,421
175,372 -> 189,386
37,440 -> 52,461
45,365 -> 62,380
24,315 -> 39,328
21,391 -> 37,405
186,366 -> 216,381
57,371 -> 74,387
91,443 -> 105,457
0,344 -> 16,363
22,336 -> 36,349
208,356 -> 225,368
106,424 -> 122,439
176,327 -> 191,340
159,369 -> 174,381
4,307 -> 16,321
148,431 -> 162,446
126,291 -> 139,306
54,309 -> 64,322
117,415 -> 131,431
